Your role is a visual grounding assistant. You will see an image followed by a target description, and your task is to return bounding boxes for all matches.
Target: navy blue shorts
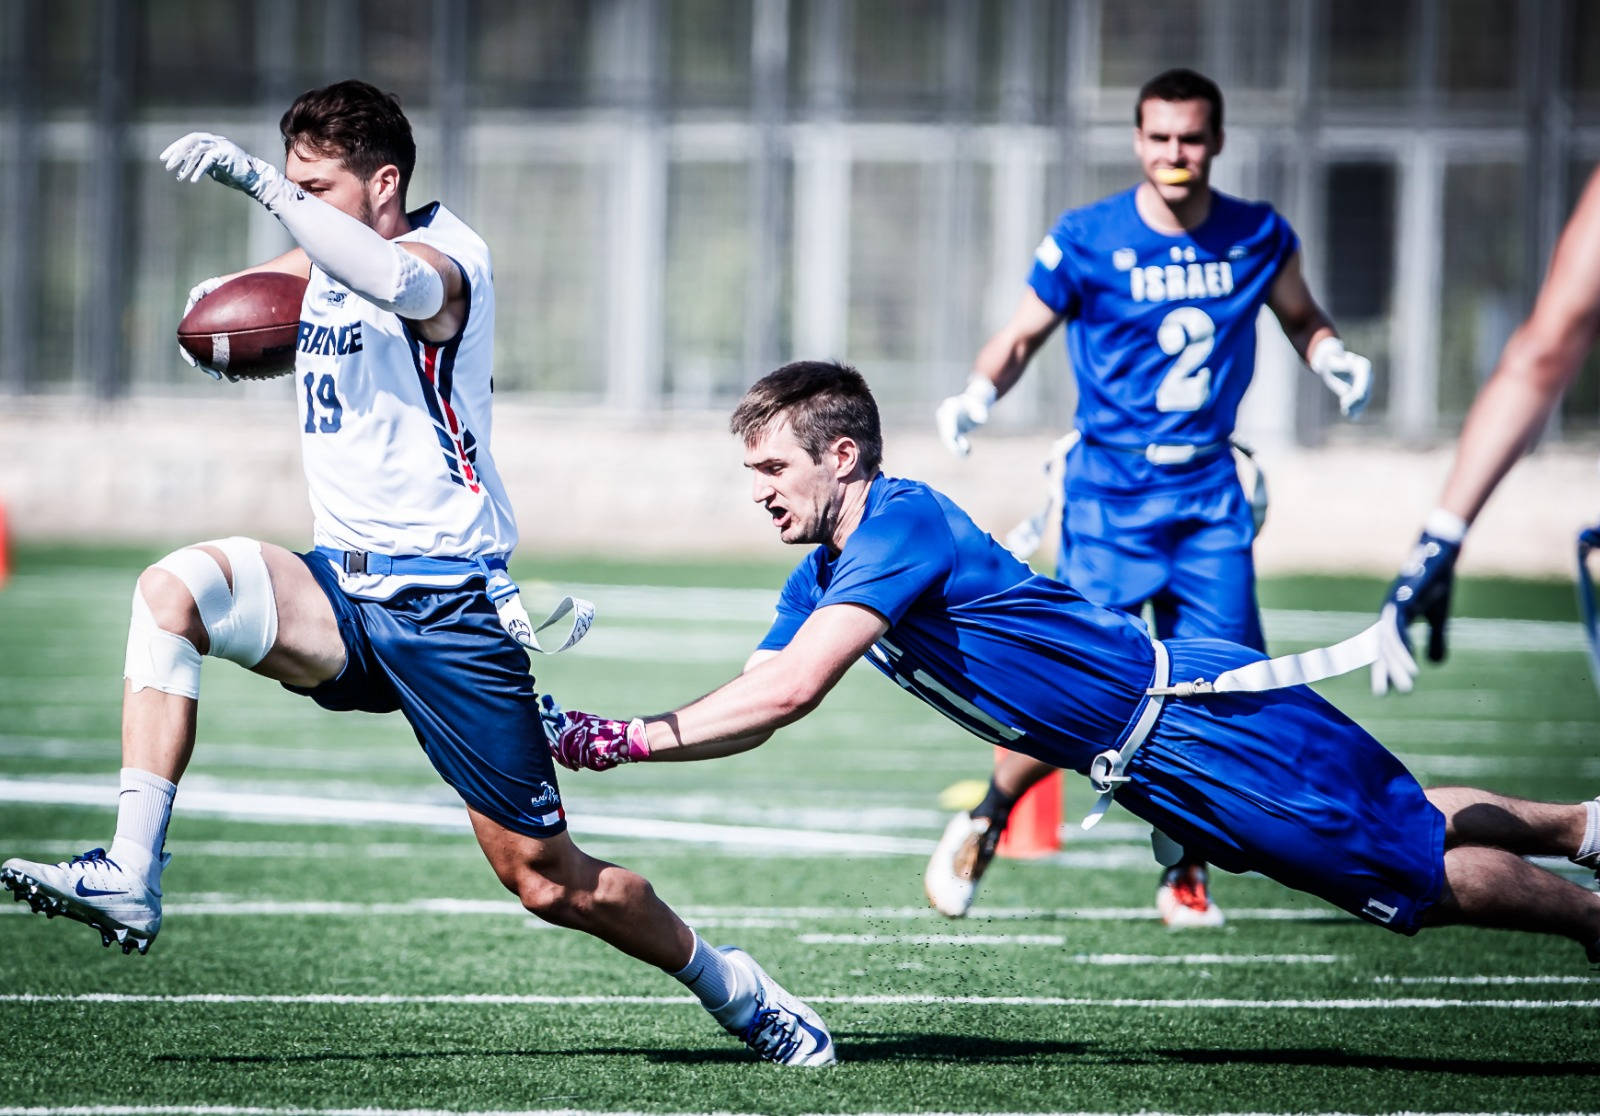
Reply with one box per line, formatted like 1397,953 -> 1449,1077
286,553 -> 567,839
1058,470 -> 1265,651
1113,638 -> 1446,934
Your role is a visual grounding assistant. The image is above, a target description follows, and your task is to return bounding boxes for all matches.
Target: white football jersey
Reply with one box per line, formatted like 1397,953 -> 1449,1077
296,203 -> 516,600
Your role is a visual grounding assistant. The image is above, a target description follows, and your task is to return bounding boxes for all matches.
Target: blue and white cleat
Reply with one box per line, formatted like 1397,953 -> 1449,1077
710,946 -> 836,1067
1,848 -> 166,955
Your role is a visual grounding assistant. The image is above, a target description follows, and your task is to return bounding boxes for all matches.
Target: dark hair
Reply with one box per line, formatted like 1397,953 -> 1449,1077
730,360 -> 884,475
280,80 -> 417,202
1135,68 -> 1224,135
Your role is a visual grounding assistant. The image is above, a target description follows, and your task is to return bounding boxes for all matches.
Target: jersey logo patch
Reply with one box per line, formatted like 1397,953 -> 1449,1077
1113,248 -> 1137,271
1034,235 -> 1063,270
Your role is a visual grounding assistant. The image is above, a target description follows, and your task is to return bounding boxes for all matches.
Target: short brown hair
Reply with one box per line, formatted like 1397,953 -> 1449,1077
730,360 -> 884,475
1136,68 -> 1224,135
280,80 -> 417,203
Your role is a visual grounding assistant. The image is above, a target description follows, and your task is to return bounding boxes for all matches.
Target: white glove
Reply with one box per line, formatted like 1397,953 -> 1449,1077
180,276 -> 228,379
935,378 -> 998,457
160,132 -> 300,212
1369,602 -> 1419,695
1309,337 -> 1372,419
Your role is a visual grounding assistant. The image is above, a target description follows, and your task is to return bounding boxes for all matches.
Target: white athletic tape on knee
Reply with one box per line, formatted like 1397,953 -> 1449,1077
152,538 -> 278,668
124,586 -> 203,699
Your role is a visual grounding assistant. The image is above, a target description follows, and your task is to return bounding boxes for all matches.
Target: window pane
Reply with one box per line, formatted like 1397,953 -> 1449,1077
664,161 -> 751,405
1324,0 -> 1415,96
472,160 -> 609,396
41,0 -> 97,112
355,0 -> 434,107
472,0 -> 593,108
849,0 -> 946,116
1322,162 -> 1397,420
1100,1 -> 1203,90
668,0 -> 752,109
38,159 -> 85,389
1437,162 -> 1524,422
1230,0 -> 1291,91
138,0 -> 259,109
1440,0 -> 1518,100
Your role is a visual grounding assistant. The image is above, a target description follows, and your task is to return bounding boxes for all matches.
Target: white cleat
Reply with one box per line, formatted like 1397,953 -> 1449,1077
1156,863 -> 1226,929
924,811 -> 999,918
711,946 -> 836,1067
1,848 -> 166,955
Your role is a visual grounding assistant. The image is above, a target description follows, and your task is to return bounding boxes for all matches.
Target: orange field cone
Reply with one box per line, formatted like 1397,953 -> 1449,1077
994,747 -> 1061,858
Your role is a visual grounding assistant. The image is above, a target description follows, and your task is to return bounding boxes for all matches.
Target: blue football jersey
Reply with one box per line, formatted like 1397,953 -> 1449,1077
757,475 -> 1157,772
1029,188 -> 1298,490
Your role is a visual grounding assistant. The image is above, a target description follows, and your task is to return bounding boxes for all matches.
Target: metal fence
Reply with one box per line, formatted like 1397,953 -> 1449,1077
5,0 -> 1600,445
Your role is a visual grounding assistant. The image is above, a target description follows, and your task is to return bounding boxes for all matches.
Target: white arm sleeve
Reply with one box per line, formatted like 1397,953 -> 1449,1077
266,187 -> 445,319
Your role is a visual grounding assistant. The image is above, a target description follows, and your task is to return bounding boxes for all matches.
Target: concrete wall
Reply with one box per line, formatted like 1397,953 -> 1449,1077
3,397 -> 1594,578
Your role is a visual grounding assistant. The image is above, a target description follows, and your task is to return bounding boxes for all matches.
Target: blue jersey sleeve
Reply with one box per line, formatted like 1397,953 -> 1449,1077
1025,212 -> 1082,319
817,495 -> 953,623
757,555 -> 821,652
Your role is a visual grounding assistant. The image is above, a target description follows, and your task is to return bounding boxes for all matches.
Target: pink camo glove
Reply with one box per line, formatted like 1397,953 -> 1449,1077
550,710 -> 651,772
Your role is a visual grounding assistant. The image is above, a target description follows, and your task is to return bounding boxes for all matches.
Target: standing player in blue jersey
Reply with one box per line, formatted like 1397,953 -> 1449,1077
930,69 -> 1373,927
549,361 -> 1600,966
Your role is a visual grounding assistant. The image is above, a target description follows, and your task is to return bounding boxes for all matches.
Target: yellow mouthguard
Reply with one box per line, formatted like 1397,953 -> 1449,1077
1155,168 -> 1194,185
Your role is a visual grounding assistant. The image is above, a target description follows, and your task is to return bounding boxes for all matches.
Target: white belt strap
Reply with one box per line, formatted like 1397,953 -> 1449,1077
1082,640 -> 1170,831
1146,621 -> 1385,698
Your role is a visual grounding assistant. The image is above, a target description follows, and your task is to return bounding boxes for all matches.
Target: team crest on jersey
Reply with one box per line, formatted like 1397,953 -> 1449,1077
1034,235 -> 1063,270
323,290 -> 347,306
1113,248 -> 1137,271
1228,244 -> 1248,260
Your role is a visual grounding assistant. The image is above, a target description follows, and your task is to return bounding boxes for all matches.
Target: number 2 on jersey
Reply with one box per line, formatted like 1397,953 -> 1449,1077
302,373 -> 343,434
1155,306 -> 1215,413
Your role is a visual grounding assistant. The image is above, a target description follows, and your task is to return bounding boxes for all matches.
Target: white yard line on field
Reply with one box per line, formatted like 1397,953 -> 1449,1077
5,1109 -> 1597,1116
1373,975 -> 1600,985
1,993 -> 1593,1010
0,895 -> 1343,924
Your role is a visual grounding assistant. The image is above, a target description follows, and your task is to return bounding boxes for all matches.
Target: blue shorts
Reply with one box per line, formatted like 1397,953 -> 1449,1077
286,553 -> 567,839
1112,638 -> 1446,934
1058,453 -> 1264,651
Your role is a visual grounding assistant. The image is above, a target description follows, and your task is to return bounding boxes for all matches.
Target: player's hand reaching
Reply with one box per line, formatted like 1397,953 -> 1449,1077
935,378 -> 998,457
1372,525 -> 1462,695
547,707 -> 652,772
1309,337 -> 1372,419
160,133 -> 299,212
179,275 -> 228,379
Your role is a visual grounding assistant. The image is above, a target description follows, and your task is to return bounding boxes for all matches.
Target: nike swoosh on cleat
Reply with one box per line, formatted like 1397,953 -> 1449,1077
74,881 -> 128,898
795,1015 -> 831,1054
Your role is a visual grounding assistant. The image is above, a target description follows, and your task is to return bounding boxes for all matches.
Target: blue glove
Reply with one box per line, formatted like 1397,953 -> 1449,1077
1372,529 -> 1461,695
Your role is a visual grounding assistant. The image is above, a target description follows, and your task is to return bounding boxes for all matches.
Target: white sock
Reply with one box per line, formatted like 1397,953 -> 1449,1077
108,767 -> 176,885
671,934 -> 743,1013
1575,798 -> 1600,867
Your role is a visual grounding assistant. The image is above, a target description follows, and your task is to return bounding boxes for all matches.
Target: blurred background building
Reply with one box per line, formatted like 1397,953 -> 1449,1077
2,0 -> 1597,567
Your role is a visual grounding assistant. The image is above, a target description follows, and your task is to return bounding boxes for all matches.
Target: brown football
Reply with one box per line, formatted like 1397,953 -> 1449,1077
177,271 -> 308,380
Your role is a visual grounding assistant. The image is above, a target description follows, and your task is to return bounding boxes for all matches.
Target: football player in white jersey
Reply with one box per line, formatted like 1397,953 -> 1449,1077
1374,162 -> 1600,705
0,80 -> 833,1069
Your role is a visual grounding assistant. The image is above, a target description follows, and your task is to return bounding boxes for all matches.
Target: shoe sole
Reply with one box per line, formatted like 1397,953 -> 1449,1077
1,867 -> 155,955
924,818 -> 996,919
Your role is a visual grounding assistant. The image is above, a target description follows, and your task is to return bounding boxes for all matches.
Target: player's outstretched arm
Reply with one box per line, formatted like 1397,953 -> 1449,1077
936,291 -> 1062,457
1267,252 -> 1372,419
549,604 -> 888,771
1374,167 -> 1600,695
160,132 -> 461,338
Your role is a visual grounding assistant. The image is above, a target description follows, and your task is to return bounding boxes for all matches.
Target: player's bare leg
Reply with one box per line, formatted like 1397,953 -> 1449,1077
471,812 -> 835,1065
1421,787 -> 1600,959
3,540 -> 343,952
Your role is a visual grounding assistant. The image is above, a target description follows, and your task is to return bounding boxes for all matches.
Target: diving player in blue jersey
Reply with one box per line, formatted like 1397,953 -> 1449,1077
550,360 -> 1600,967
931,69 -> 1374,926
